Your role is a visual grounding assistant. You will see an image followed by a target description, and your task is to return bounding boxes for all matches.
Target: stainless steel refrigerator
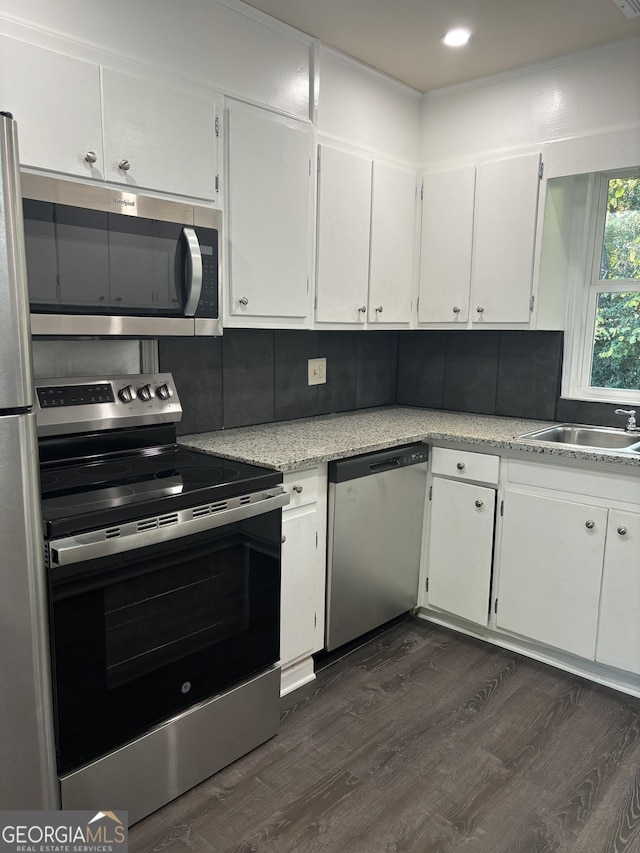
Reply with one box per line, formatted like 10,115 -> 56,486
0,111 -> 58,808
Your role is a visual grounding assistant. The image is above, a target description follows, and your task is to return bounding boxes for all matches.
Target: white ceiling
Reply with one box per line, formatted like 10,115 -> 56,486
241,0 -> 640,91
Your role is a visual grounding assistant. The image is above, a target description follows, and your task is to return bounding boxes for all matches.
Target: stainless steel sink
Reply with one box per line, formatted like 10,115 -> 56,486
519,424 -> 640,452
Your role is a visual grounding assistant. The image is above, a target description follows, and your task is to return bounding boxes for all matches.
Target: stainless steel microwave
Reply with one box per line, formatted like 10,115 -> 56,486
21,174 -> 222,337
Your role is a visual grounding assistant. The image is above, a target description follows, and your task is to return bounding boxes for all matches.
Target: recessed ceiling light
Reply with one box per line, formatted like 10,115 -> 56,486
441,28 -> 472,47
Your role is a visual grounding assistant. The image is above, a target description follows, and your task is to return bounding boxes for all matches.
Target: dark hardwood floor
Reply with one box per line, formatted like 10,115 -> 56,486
129,618 -> 640,853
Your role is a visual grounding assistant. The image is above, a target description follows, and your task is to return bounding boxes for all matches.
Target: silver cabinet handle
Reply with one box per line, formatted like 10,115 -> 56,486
476,306 -> 485,314
358,306 -> 367,313
617,526 -> 627,536
118,159 -> 131,172
281,535 -> 287,544
452,306 -> 461,314
182,227 -> 203,317
239,297 -> 249,306
475,500 -> 483,508
375,306 -> 383,313
292,484 -> 303,493
456,462 -> 465,470
84,151 -> 97,164
585,520 -> 595,530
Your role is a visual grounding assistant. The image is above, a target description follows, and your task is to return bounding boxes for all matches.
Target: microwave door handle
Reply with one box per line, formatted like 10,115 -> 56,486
183,226 -> 203,316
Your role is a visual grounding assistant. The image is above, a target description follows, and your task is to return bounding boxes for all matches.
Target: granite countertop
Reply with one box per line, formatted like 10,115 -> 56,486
179,407 -> 640,472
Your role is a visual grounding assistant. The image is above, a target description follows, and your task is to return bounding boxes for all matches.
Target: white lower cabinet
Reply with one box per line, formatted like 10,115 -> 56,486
281,506 -> 318,665
496,489 -> 607,659
596,509 -> 640,675
421,453 -> 639,695
279,466 -> 327,695
426,477 -> 495,626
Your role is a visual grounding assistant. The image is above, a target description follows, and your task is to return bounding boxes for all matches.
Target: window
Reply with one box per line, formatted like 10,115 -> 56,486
568,171 -> 640,405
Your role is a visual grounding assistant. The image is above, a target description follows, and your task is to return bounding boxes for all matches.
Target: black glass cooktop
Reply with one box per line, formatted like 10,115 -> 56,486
40,446 -> 281,538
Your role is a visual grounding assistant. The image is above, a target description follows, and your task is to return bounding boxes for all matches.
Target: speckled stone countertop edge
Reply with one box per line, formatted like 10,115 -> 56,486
178,407 -> 640,472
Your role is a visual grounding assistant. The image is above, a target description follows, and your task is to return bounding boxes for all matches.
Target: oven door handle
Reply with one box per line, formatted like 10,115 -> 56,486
48,488 -> 290,567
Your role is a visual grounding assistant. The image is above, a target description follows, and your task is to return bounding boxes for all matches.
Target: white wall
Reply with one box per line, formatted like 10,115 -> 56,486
318,46 -> 421,165
420,39 -> 640,172
0,0 -> 313,119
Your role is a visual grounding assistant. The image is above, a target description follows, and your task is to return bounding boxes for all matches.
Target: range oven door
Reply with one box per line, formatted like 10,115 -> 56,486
48,508 -> 281,775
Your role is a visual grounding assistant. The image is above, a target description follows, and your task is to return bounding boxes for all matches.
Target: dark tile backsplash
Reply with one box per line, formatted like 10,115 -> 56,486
555,397 -> 627,428
355,332 -> 398,408
396,329 -> 564,422
160,328 -> 583,435
317,331 -> 358,415
496,331 -> 563,420
443,331 -> 501,415
274,330 -> 320,421
222,329 -> 275,429
160,328 -> 398,433
158,337 -> 223,436
396,331 -> 446,409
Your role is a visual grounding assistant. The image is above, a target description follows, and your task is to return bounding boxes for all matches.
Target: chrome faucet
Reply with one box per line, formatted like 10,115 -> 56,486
614,408 -> 638,431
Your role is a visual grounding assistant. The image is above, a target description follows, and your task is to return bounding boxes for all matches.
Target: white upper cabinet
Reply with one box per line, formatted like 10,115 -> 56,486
102,69 -> 220,201
418,152 -> 542,327
0,36 -> 221,200
226,103 -> 312,326
471,152 -> 542,324
0,36 -> 103,179
418,165 -> 475,325
316,144 -> 416,327
316,145 -> 372,324
368,161 -> 416,324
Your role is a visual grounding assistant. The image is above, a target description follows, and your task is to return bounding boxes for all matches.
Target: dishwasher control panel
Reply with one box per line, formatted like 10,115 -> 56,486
328,443 -> 429,483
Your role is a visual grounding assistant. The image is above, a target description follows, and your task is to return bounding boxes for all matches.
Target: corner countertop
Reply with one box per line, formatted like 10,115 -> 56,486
179,407 -> 640,472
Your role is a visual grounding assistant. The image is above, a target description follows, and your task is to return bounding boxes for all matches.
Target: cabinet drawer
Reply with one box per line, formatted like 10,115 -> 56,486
431,447 -> 499,485
283,468 -> 319,510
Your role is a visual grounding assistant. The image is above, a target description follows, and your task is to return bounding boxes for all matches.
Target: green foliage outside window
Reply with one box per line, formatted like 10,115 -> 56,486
590,177 -> 640,390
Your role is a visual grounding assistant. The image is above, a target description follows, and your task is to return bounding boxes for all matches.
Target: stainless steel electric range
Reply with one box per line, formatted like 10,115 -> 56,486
36,373 -> 288,825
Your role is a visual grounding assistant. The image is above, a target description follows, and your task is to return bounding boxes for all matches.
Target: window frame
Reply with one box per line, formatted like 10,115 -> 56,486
563,168 -> 640,406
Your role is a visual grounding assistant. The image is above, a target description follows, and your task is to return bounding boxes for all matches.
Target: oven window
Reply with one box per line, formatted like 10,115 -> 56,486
105,542 -> 248,689
50,512 -> 281,774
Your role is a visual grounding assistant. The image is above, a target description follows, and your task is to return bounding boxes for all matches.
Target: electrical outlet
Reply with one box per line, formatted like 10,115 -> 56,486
308,357 -> 327,385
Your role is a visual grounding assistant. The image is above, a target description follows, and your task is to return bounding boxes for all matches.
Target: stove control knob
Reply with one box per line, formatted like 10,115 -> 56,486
118,384 -> 135,404
137,384 -> 153,402
156,383 -> 173,401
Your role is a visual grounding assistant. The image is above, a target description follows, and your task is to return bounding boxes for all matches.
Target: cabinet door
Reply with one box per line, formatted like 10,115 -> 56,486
471,152 -> 541,324
427,478 -> 495,626
596,510 -> 640,675
368,161 -> 416,324
418,165 -> 474,324
496,490 -> 606,659
316,145 -> 371,324
280,506 -> 319,667
0,36 -> 103,179
102,69 -> 218,200
227,105 -> 312,323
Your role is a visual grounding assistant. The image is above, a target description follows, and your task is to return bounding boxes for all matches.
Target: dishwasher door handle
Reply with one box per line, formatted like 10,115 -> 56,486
369,458 -> 401,473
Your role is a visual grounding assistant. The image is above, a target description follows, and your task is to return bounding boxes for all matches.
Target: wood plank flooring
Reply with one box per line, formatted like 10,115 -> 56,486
129,618 -> 640,853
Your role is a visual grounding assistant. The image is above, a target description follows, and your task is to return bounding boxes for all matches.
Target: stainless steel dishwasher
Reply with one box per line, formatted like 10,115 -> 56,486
325,443 -> 429,651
